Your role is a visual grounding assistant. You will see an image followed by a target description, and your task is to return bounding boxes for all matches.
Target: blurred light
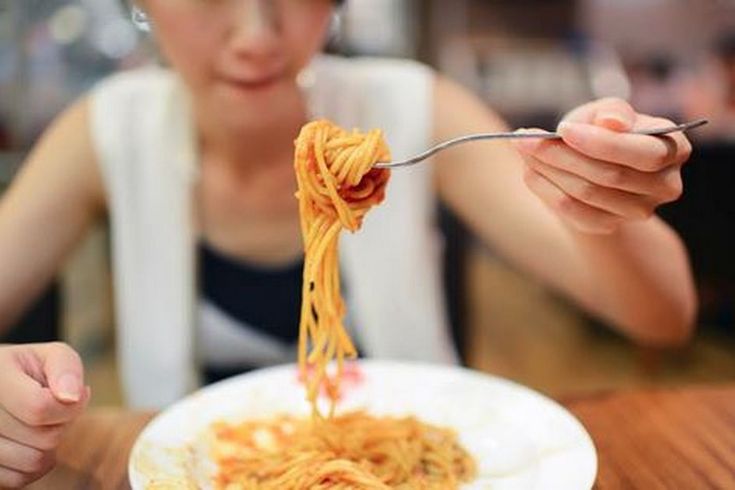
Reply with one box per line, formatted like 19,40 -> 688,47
49,5 -> 88,45
92,19 -> 138,59
341,0 -> 415,56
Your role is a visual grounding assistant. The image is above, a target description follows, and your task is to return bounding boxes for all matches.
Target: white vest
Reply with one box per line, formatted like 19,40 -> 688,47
90,55 -> 458,409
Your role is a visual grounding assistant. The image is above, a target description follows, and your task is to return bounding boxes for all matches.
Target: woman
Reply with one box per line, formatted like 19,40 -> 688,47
0,0 -> 696,486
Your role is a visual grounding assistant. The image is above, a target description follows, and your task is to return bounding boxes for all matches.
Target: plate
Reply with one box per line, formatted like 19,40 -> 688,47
129,360 -> 597,489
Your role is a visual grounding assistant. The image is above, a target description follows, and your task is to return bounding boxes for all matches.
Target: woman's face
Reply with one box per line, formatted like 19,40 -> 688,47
141,0 -> 333,120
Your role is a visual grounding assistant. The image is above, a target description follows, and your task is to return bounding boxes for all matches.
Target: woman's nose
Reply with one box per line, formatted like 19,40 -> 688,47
229,0 -> 281,58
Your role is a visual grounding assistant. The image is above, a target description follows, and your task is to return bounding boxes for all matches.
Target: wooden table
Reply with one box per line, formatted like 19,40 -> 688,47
27,384 -> 735,489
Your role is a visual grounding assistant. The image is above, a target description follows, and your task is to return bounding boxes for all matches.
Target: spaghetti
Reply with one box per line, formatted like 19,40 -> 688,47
207,120 -> 476,489
211,411 -> 476,489
293,120 -> 391,416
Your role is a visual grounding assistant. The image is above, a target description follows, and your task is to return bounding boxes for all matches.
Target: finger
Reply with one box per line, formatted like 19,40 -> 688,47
528,160 -> 655,220
636,114 -> 693,166
0,373 -> 90,427
0,437 -> 51,474
563,97 -> 636,131
0,465 -> 29,489
523,167 -> 623,234
514,135 -> 678,196
558,120 -> 680,171
36,342 -> 85,403
0,407 -> 66,451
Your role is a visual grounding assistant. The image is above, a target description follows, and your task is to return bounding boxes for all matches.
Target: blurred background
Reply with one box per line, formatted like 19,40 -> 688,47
1,0 -> 734,405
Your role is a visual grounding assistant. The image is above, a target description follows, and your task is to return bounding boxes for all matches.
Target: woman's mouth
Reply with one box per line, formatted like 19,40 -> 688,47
218,70 -> 285,91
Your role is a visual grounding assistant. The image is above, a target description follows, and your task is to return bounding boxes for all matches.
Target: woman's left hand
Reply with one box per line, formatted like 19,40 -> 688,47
513,97 -> 692,234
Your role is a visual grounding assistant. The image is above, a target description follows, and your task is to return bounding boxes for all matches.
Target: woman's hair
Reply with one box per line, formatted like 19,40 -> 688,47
122,0 -> 345,9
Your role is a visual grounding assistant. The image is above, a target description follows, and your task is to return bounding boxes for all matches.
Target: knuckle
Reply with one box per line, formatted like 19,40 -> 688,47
678,139 -> 693,164
572,220 -> 603,234
662,174 -> 684,202
650,149 -> 672,170
38,451 -> 56,475
632,204 -> 655,220
556,194 -> 577,214
575,214 -> 620,234
34,426 -> 64,451
2,471 -> 28,489
601,166 -> 627,187
681,136 -> 693,155
50,342 -> 80,363
25,448 -> 48,474
24,393 -> 52,426
523,168 -> 543,190
599,224 -> 618,234
522,167 -> 536,184
47,341 -> 66,352
593,218 -> 619,234
576,181 -> 598,202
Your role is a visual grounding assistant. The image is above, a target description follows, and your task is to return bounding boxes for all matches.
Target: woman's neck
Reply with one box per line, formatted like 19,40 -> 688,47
194,85 -> 308,175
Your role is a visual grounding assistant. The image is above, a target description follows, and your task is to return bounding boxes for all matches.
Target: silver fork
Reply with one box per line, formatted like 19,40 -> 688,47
374,118 -> 708,169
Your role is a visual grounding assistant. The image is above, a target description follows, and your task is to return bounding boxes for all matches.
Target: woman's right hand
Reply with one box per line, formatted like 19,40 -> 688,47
0,342 -> 90,488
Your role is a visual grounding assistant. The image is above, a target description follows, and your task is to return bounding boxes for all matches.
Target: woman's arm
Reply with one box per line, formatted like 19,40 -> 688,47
0,97 -> 104,334
433,76 -> 696,347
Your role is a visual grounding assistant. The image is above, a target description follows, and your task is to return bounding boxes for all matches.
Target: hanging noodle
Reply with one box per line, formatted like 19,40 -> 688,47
207,120 -> 476,489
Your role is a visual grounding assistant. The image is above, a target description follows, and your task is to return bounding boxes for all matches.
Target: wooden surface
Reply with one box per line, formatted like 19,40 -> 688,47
27,385 -> 735,489
563,385 -> 735,489
27,410 -> 155,490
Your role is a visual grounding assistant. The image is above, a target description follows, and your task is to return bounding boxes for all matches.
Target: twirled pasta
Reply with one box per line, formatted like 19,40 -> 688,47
294,120 -> 391,416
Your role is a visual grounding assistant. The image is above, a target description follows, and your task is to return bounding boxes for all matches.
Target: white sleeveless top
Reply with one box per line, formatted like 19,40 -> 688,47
90,55 -> 458,409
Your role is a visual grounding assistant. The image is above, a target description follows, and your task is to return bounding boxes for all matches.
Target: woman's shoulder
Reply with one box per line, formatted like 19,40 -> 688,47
91,65 -> 179,105
314,54 -> 434,86
87,66 -> 188,181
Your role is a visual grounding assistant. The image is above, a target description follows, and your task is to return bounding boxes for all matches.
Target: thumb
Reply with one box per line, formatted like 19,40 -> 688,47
561,97 -> 636,132
38,342 -> 85,404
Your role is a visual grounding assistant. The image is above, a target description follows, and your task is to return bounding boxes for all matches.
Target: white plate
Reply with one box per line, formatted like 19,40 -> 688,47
128,360 -> 597,489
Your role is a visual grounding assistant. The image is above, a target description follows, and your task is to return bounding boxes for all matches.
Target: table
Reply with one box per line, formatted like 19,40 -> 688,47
27,385 -> 735,489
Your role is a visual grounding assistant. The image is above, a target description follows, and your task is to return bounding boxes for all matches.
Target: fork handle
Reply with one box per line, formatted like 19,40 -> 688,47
453,118 -> 708,143
374,119 -> 708,169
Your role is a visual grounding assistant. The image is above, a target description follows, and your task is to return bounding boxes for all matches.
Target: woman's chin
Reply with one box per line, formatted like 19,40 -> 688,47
210,96 -> 279,129
196,76 -> 303,132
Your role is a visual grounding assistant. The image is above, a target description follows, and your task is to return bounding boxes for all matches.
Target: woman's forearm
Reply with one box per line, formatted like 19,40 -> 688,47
570,217 -> 697,346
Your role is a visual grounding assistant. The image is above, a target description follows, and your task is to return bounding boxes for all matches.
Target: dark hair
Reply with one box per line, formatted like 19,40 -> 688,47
122,0 -> 345,9
715,34 -> 735,62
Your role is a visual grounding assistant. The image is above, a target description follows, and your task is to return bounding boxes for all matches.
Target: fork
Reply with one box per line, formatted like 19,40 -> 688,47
374,118 -> 708,169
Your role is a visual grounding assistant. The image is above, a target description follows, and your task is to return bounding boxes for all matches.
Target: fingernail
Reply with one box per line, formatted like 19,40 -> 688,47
56,374 -> 81,402
596,111 -> 629,130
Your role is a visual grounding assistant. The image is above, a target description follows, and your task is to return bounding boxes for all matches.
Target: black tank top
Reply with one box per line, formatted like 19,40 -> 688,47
199,242 -> 303,384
